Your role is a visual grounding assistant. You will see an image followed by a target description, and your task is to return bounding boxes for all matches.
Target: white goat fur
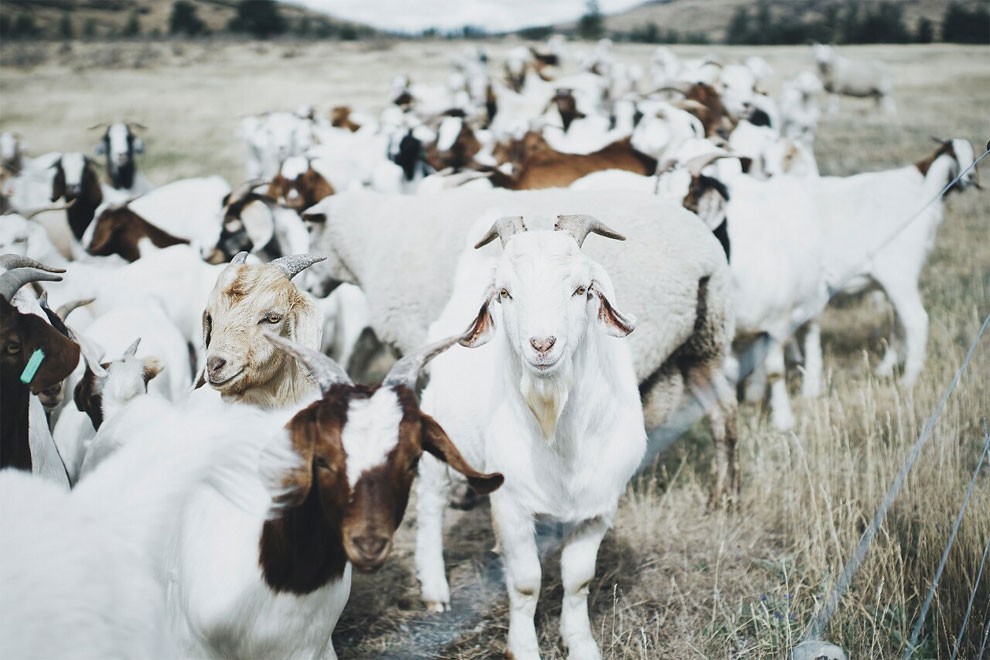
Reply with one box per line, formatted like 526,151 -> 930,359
0,399 -> 291,659
413,193 -> 736,628
418,222 -> 645,658
806,138 -> 978,385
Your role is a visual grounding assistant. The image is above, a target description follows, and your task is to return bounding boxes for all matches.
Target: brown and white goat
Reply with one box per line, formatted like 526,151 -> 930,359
199,253 -> 324,409
87,203 -> 189,262
51,153 -> 104,240
266,157 -> 335,212
493,132 -> 657,190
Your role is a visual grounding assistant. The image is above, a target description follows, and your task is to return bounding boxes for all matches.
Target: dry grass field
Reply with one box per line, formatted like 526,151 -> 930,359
2,39 -> 988,658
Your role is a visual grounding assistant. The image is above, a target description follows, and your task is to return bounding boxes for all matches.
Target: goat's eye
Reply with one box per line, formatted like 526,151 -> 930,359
315,456 -> 332,471
573,286 -> 587,297
499,288 -> 511,300
5,342 -> 20,355
263,312 -> 283,324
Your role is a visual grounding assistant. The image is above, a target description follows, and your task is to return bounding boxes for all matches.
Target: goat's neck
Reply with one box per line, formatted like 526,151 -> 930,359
66,196 -> 100,241
0,379 -> 31,471
229,361 -> 317,411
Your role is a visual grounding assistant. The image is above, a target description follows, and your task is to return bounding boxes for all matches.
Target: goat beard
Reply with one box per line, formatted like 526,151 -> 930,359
518,363 -> 572,443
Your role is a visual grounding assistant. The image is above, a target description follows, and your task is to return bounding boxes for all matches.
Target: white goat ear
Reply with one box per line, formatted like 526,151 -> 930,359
93,142 -> 106,157
459,288 -> 496,348
241,200 -> 275,249
133,138 -> 145,155
590,281 -> 636,337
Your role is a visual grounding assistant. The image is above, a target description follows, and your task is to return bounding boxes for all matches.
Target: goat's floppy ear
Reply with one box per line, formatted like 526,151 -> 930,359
420,413 -> 503,495
133,137 -> 144,155
141,357 -> 164,385
459,287 -> 496,348
589,274 -> 635,337
93,142 -> 106,157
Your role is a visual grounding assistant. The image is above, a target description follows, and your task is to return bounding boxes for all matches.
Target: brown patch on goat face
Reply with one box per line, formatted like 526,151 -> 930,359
87,206 -> 189,262
268,168 -> 335,211
915,141 -> 955,176
330,106 -> 360,132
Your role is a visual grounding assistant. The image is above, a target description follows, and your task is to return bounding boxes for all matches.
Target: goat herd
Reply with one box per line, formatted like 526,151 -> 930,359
0,37 -> 983,659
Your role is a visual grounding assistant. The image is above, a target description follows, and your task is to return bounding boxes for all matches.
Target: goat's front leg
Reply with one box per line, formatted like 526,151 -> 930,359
560,517 -> 608,660
415,453 -> 453,612
492,493 -> 541,660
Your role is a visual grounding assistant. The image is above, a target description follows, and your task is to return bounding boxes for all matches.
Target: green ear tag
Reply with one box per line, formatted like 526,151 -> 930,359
20,349 -> 45,385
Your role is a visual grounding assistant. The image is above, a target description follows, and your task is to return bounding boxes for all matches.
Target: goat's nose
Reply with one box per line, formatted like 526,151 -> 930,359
352,535 -> 389,559
207,356 -> 226,375
529,336 -> 556,354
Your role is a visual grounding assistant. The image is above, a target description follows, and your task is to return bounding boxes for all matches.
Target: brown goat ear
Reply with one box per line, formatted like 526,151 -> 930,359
590,281 -> 636,338
420,414 -> 503,495
459,288 -> 496,348
141,357 -> 164,385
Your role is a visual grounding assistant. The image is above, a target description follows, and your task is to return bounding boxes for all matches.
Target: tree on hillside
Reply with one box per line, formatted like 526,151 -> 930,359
169,1 -> 207,36
942,2 -> 990,43
228,0 -> 287,39
578,0 -> 604,40
915,16 -> 934,43
59,12 -> 74,39
124,11 -> 141,37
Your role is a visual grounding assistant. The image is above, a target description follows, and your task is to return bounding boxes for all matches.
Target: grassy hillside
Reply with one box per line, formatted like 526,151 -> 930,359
0,0 -> 368,39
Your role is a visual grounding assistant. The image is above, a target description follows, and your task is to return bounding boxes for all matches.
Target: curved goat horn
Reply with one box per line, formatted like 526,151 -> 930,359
554,214 -> 626,247
56,297 -> 95,320
474,215 -> 526,249
270,254 -> 326,280
683,149 -> 733,176
127,122 -> 148,131
86,122 -> 109,132
123,337 -> 141,358
0,255 -> 66,273
262,330 -> 351,392
66,325 -> 107,379
230,251 -> 249,265
0,267 -> 63,301
382,334 -> 462,391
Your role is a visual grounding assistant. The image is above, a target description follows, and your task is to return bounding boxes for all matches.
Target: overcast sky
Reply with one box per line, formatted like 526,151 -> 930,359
282,0 -> 648,33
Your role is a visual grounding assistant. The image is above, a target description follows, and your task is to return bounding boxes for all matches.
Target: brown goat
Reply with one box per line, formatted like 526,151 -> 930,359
87,205 -> 190,262
492,132 -> 657,190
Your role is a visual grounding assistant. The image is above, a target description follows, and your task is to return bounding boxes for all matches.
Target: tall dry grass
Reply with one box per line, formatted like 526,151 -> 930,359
1,39 -> 987,658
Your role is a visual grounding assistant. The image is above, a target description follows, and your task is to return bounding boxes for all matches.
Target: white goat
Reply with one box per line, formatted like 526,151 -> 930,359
417,215 -> 645,659
808,138 -> 979,384
812,43 -> 895,115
